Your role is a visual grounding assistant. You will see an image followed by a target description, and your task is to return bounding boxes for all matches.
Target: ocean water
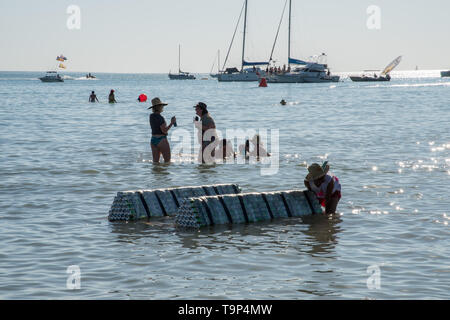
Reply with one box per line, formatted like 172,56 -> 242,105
0,70 -> 449,299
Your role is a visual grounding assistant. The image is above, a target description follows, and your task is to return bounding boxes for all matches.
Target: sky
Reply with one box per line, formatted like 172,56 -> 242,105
0,0 -> 449,73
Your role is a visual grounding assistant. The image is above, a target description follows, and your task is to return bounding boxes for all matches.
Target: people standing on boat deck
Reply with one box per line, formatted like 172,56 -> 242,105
193,102 -> 217,163
108,90 -> 117,103
304,162 -> 341,214
89,91 -> 99,102
149,97 -> 176,163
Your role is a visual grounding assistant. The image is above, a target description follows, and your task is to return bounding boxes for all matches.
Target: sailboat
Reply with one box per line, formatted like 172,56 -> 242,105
168,45 -> 196,80
217,0 -> 268,82
210,50 -> 221,78
264,0 -> 339,83
350,56 -> 402,82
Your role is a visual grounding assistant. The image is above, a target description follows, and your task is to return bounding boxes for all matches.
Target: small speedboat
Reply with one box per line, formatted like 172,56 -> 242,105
39,71 -> 64,82
86,73 -> 96,79
350,56 -> 401,82
441,70 -> 450,77
350,74 -> 391,82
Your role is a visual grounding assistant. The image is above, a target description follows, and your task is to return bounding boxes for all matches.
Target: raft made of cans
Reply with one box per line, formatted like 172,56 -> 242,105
108,184 -> 241,221
175,190 -> 322,228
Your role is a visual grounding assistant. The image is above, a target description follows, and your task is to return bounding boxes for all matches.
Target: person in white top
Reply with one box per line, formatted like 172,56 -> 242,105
304,162 -> 341,214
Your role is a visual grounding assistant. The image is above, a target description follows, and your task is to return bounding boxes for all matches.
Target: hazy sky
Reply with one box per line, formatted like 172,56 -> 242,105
1,0 -> 449,73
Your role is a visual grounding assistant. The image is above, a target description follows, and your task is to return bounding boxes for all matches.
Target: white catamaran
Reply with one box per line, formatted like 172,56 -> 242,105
263,0 -> 340,83
217,0 -> 268,82
169,45 -> 196,80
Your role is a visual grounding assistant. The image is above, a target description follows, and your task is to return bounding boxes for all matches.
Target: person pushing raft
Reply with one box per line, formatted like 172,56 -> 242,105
304,162 -> 341,214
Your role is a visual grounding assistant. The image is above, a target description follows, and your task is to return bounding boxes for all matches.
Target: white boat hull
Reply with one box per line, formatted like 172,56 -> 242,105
39,77 -> 64,82
217,69 -> 266,82
265,72 -> 339,83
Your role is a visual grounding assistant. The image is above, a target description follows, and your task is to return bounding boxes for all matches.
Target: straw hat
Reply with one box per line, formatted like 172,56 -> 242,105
305,163 -> 330,181
148,97 -> 168,109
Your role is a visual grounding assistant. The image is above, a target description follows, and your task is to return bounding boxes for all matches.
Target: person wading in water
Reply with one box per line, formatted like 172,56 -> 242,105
149,97 -> 176,163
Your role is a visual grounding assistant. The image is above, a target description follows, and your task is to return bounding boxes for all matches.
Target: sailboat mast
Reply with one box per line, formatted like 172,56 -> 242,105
288,0 -> 292,69
218,50 -> 220,73
241,0 -> 248,71
178,44 -> 181,73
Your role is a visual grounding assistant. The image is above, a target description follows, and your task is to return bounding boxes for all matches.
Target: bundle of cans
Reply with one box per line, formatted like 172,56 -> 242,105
108,184 -> 241,221
175,190 -> 322,229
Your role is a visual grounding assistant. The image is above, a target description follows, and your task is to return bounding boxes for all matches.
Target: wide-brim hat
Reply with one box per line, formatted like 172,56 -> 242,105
148,97 -> 168,109
305,163 -> 330,181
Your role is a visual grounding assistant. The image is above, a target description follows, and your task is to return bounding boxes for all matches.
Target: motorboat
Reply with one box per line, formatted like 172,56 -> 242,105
350,56 -> 402,82
350,73 -> 391,82
39,71 -> 64,82
441,70 -> 450,77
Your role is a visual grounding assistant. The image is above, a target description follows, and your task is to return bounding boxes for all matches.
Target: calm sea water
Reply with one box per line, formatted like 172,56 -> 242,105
0,71 -> 449,299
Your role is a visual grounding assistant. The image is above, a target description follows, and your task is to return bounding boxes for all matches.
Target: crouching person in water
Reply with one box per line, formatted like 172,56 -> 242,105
216,139 -> 236,160
304,162 -> 341,214
149,97 -> 176,163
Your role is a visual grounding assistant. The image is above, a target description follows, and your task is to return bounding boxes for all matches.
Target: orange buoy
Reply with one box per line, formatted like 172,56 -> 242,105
259,77 -> 267,87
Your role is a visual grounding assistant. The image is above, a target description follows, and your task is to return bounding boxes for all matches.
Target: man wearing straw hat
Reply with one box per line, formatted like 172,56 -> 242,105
304,162 -> 341,214
148,97 -> 176,163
